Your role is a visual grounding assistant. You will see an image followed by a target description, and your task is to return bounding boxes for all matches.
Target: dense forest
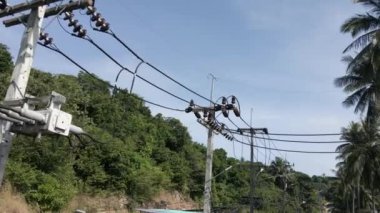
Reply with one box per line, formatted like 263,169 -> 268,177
0,44 -> 329,212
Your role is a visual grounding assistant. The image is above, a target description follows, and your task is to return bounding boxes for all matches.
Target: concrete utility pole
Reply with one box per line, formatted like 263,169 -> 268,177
0,0 -> 92,186
0,6 -> 46,186
185,83 -> 237,213
203,73 -> 217,213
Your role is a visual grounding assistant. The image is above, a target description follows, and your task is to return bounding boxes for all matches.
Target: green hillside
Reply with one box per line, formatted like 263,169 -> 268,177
0,43 -> 323,212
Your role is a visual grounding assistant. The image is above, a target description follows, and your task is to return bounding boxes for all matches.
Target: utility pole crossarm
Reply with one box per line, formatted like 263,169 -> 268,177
0,0 -> 61,18
3,0 -> 94,27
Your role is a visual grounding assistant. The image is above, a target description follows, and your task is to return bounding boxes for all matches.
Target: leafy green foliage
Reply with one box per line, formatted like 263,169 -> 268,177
333,1 -> 380,212
0,44 -> 322,212
0,44 -> 12,97
331,121 -> 380,212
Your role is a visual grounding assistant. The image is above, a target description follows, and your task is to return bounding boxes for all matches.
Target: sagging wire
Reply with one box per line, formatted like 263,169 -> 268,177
256,135 -> 268,166
37,41 -> 185,112
57,11 -> 191,104
256,135 -> 345,144
233,137 -> 340,154
264,134 -> 272,165
83,5 -> 215,105
267,133 -> 342,136
228,129 -> 347,144
41,0 -> 67,31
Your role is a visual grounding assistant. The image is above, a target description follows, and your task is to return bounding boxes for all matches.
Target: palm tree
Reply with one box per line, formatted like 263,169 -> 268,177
336,121 -> 380,212
269,157 -> 292,190
336,0 -> 380,122
334,50 -> 380,122
335,161 -> 358,212
269,157 -> 293,213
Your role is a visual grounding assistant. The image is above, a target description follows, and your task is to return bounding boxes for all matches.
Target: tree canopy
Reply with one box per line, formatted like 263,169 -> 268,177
0,43 -> 323,212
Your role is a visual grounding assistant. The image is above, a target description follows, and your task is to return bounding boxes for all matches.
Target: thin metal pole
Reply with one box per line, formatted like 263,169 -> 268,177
250,108 -> 255,213
250,130 -> 255,213
203,73 -> 217,213
0,6 -> 46,186
208,73 -> 216,104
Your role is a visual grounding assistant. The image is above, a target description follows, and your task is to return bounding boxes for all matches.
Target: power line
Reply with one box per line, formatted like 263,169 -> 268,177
267,133 -> 342,136
254,138 -> 267,163
142,99 -> 185,112
232,138 -> 339,154
254,135 -> 346,144
41,0 -> 66,31
255,135 -> 268,165
229,130 -> 346,144
241,135 -> 258,162
232,138 -> 237,159
240,117 -> 251,128
57,14 -> 192,105
145,62 -> 213,103
262,134 -> 272,165
227,117 -> 240,129
83,35 -> 190,104
264,134 -> 285,160
38,42 -> 185,112
84,9 -> 215,104
54,7 -> 342,154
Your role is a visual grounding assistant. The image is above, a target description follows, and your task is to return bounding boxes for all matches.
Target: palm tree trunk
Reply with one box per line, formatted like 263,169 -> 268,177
281,181 -> 286,213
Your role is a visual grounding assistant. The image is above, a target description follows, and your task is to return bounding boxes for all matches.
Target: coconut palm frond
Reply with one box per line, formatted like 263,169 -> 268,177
341,13 -> 380,37
342,55 -> 354,64
334,75 -> 363,88
345,44 -> 372,73
343,29 -> 377,53
354,87 -> 375,114
341,87 -> 369,110
355,0 -> 380,12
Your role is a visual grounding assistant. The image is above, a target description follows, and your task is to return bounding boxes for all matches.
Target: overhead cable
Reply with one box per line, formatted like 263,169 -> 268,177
254,135 -> 346,144
83,7 -> 214,104
228,129 -> 346,144
233,138 -> 339,154
38,42 -> 185,112
93,25 -> 215,104
82,36 -> 190,103
57,14 -> 191,104
267,133 -> 342,136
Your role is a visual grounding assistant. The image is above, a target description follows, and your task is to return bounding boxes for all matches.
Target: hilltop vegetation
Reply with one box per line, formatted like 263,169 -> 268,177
0,44 -> 327,212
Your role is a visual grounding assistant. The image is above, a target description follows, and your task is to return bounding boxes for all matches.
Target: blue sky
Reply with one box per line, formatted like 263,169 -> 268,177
0,1 -> 367,176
